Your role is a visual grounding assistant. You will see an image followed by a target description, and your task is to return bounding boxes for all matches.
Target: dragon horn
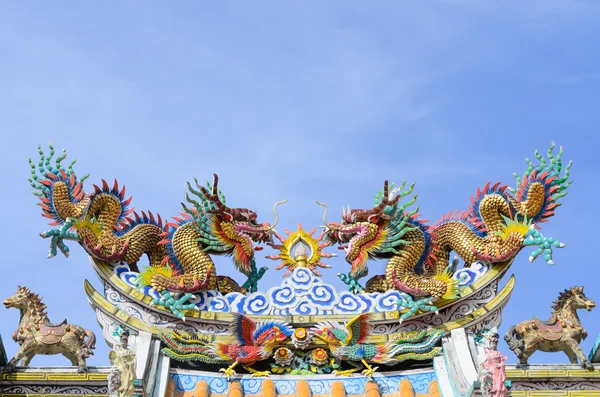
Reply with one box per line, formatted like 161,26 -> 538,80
197,174 -> 229,214
373,180 -> 401,218
265,200 -> 288,231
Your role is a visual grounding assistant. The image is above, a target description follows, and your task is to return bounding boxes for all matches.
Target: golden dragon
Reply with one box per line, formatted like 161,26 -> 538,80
321,144 -> 571,299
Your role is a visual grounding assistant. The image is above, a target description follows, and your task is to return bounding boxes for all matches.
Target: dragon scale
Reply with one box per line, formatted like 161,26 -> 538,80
30,144 -> 278,300
326,144 -> 571,299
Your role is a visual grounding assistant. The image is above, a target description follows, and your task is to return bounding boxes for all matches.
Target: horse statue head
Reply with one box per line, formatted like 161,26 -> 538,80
4,286 -> 47,320
552,286 -> 596,313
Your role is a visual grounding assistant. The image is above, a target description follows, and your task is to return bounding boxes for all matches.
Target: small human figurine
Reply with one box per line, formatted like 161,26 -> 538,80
480,333 -> 507,397
108,329 -> 136,397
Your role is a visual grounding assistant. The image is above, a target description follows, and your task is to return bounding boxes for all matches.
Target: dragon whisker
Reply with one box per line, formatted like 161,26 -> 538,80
265,200 -> 288,231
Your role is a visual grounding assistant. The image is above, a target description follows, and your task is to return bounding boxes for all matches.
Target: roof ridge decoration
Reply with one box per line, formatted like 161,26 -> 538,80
29,142 -> 571,322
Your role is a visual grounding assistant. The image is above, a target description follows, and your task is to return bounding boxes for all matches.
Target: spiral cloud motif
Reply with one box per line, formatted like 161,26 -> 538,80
270,285 -> 298,309
376,291 -> 403,312
194,289 -> 220,308
307,284 -> 336,309
119,266 -> 425,315
243,293 -> 270,314
295,300 -> 317,315
454,261 -> 489,286
288,267 -> 314,290
209,296 -> 230,312
336,292 -> 363,313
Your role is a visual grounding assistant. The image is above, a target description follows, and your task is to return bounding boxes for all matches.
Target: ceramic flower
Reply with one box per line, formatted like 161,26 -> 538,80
310,348 -> 328,366
274,347 -> 294,367
292,328 -> 311,350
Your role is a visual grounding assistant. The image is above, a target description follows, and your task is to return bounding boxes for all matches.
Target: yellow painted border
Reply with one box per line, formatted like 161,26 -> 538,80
85,275 -> 515,343
90,256 -> 514,324
1,394 -> 107,397
510,392 -> 600,397
507,367 -> 600,397
0,371 -> 108,382
507,368 -> 600,379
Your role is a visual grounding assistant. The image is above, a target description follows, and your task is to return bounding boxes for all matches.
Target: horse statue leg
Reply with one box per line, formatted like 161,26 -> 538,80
517,338 -> 543,369
563,339 -> 594,370
20,352 -> 37,366
63,351 -> 88,373
4,338 -> 38,372
60,326 -> 95,373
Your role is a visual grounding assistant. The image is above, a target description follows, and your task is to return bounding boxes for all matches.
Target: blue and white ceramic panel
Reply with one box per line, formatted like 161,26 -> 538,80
454,261 -> 489,286
115,263 -> 488,315
171,370 -> 436,394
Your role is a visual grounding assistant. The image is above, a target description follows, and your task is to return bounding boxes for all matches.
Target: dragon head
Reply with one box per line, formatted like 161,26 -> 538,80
318,181 -> 417,279
185,175 -> 286,274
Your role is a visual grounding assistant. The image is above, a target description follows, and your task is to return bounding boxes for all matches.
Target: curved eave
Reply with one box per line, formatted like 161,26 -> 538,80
90,256 -> 514,324
85,274 -> 515,343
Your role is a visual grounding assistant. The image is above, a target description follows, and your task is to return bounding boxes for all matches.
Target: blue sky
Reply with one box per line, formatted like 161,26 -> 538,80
1,1 -> 599,366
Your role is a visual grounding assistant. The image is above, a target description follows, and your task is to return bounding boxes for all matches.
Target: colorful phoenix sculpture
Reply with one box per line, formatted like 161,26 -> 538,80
321,143 -> 571,299
160,313 -> 442,378
312,313 -> 443,377
159,313 -> 293,378
28,144 -> 285,314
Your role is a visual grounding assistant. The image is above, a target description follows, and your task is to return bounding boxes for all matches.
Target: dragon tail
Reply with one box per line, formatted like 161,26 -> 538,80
134,206 -> 218,293
29,143 -> 90,226
508,143 -> 572,224
136,261 -> 216,293
432,268 -> 461,300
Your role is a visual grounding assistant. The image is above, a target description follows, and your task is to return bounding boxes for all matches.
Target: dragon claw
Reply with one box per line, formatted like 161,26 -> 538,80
523,229 -> 565,265
151,291 -> 197,319
338,273 -> 365,294
40,219 -> 79,259
397,293 -> 438,322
